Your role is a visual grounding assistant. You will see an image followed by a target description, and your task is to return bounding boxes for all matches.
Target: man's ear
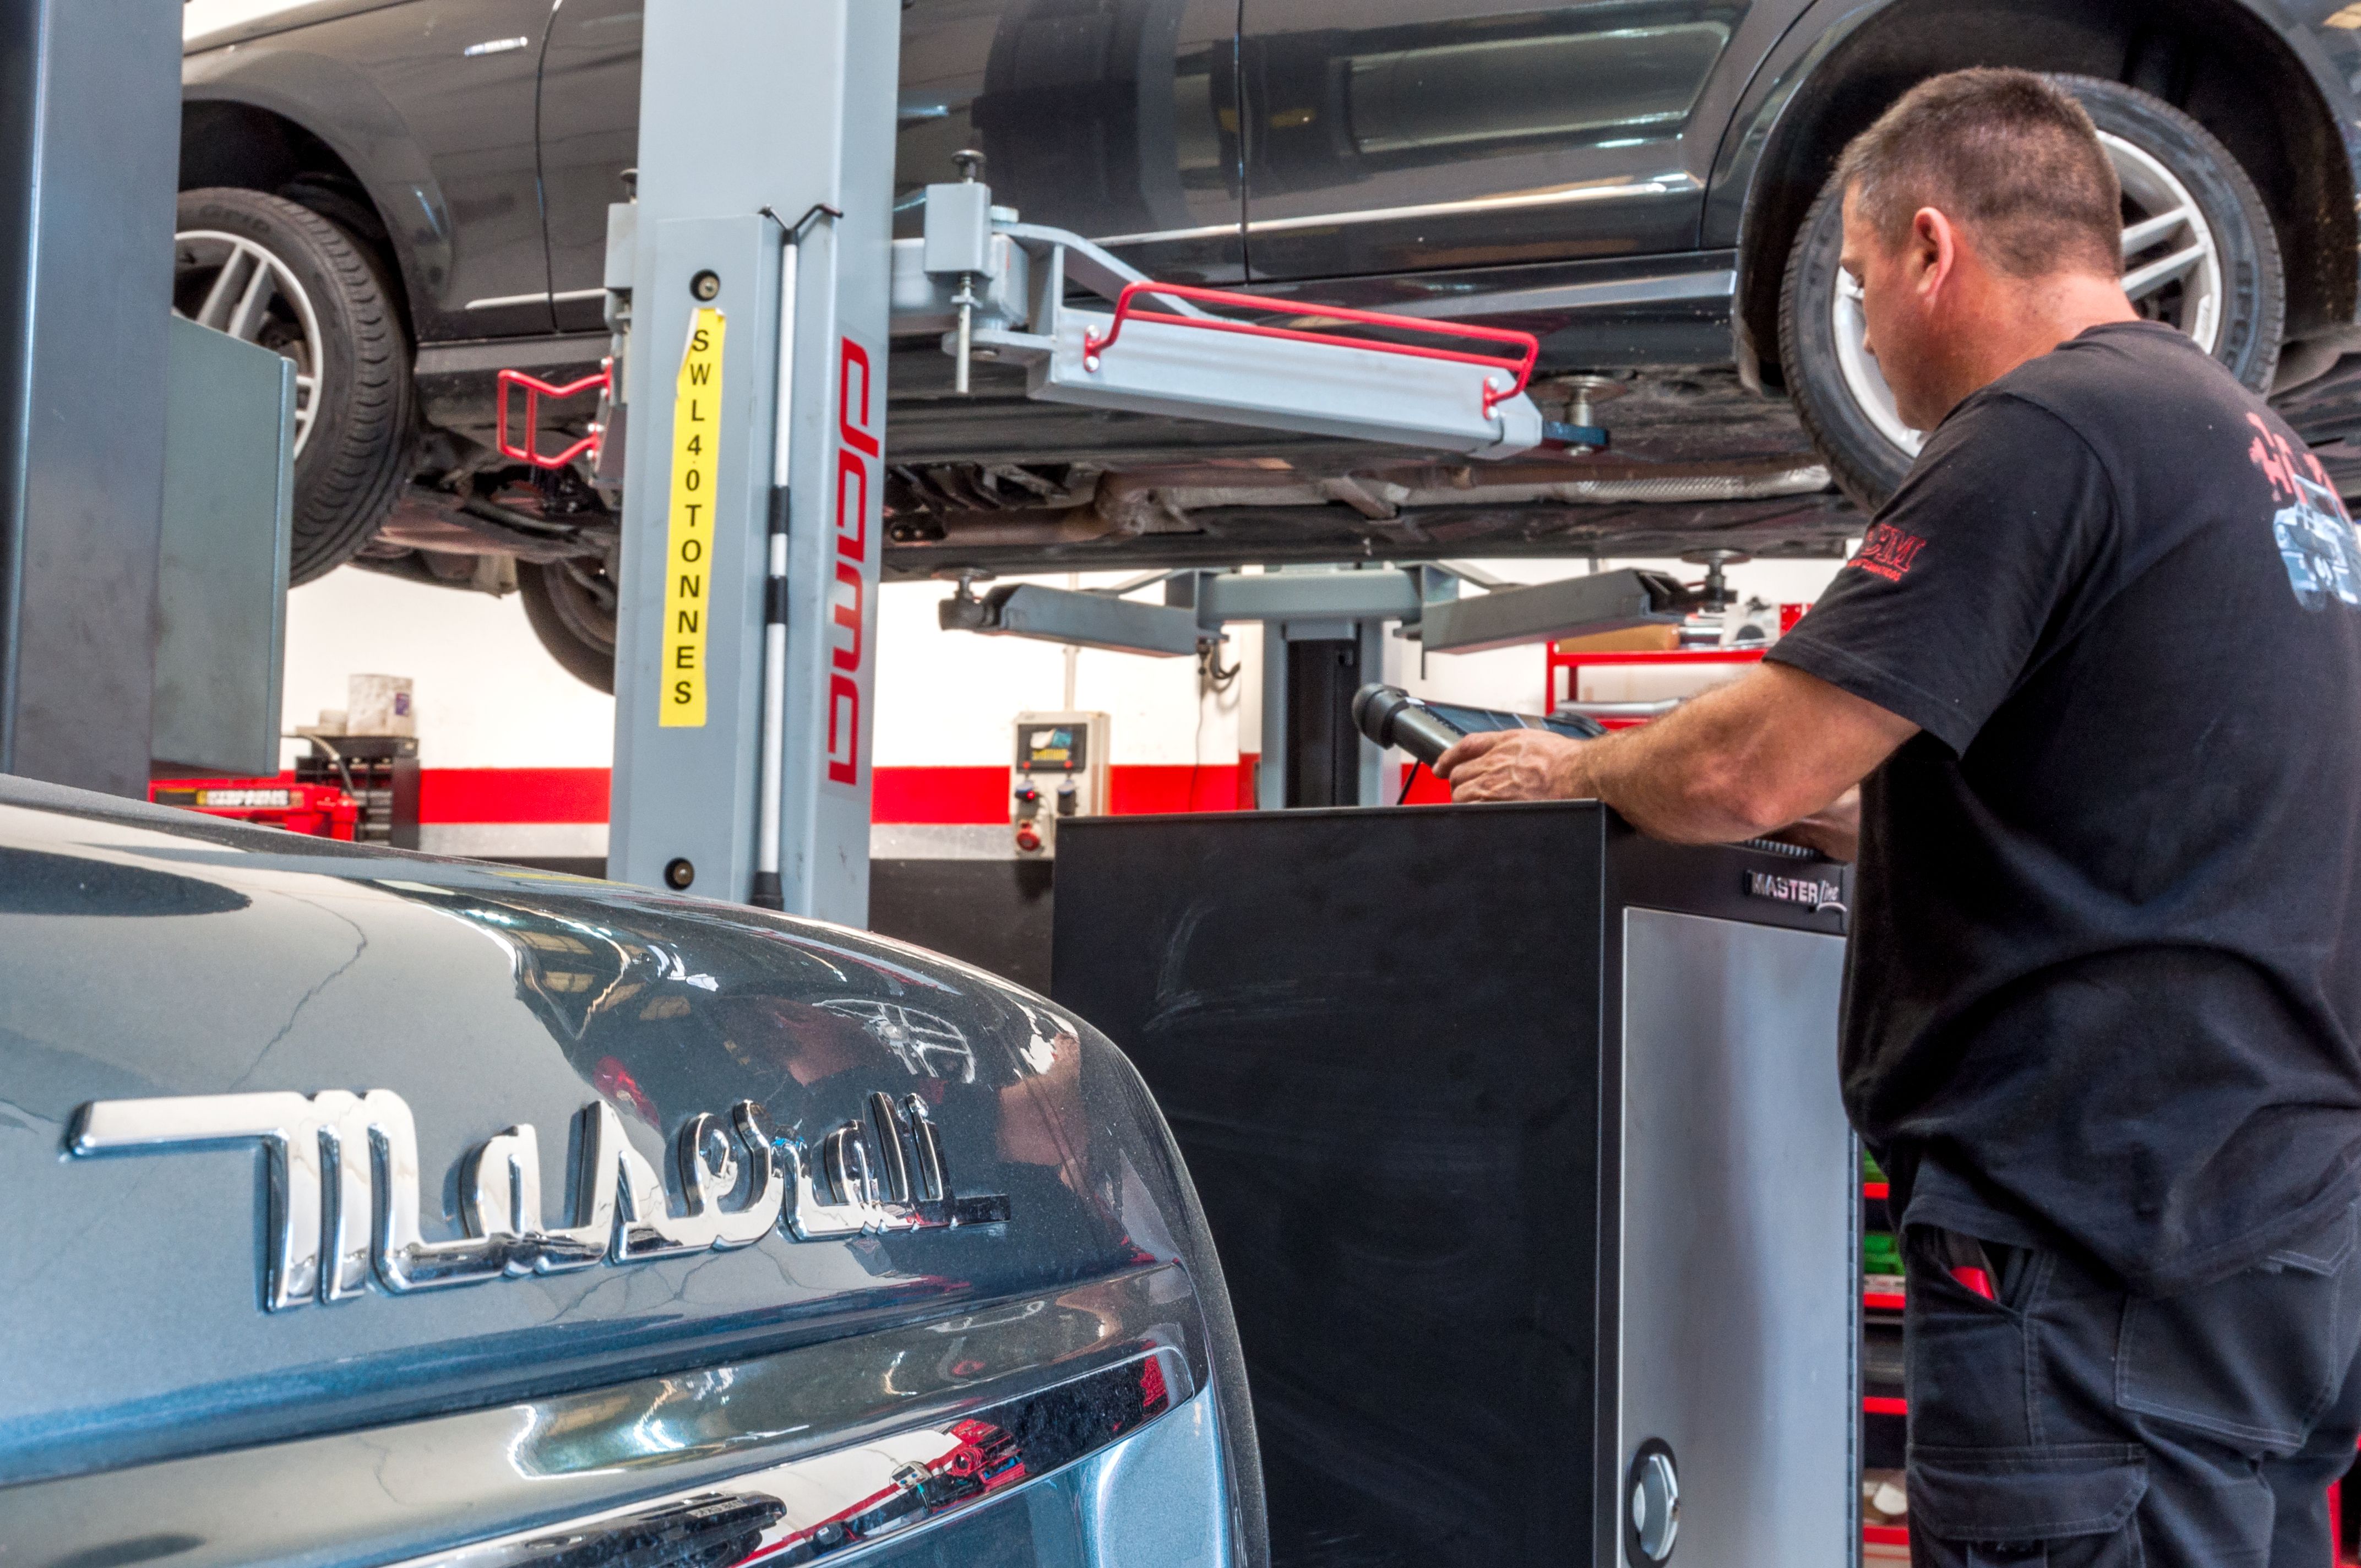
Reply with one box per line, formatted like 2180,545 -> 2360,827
1911,207 -> 1956,299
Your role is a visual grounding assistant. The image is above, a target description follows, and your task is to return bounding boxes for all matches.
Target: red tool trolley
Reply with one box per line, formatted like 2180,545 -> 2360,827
149,778 -> 361,841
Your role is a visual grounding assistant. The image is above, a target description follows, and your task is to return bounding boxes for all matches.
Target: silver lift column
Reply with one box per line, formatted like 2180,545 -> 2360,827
608,0 -> 897,921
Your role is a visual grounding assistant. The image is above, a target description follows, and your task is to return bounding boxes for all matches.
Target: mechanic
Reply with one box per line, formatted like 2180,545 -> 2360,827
1437,68 -> 2361,1565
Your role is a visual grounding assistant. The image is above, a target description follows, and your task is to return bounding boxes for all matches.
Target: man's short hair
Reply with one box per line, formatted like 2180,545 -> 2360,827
1836,68 -> 2121,279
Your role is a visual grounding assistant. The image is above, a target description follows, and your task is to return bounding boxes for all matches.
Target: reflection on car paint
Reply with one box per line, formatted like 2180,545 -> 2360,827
1013,999 -> 1081,1076
814,998 -> 978,1083
1342,19 -> 1735,158
0,785 -> 1210,1501
395,1351 -> 1180,1567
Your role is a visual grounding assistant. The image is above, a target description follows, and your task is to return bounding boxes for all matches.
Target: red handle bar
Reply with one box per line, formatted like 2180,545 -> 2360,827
496,363 -> 611,470
1081,282 -> 1539,416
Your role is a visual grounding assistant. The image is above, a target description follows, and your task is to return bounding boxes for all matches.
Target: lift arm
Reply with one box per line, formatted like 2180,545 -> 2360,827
1417,569 -> 1689,654
899,179 -> 1584,460
939,565 -> 1691,660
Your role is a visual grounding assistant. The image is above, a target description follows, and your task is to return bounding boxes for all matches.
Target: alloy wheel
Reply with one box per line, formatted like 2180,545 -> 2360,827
1830,132 -> 2226,456
173,229 -> 325,457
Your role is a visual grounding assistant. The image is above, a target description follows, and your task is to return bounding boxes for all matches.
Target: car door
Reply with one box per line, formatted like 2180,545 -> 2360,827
537,0 -> 1244,320
951,0 -> 1242,284
538,0 -> 642,334
324,0 -> 557,337
1239,0 -> 1755,281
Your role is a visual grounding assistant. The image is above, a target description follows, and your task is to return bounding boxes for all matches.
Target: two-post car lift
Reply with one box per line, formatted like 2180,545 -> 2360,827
604,0 -> 1680,921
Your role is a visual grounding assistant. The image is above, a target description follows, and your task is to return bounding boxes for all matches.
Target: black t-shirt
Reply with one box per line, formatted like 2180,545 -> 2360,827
1768,321 -> 2361,1295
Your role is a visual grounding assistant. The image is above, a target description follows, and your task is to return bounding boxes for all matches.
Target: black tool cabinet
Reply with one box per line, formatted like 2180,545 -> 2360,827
1052,802 -> 1856,1567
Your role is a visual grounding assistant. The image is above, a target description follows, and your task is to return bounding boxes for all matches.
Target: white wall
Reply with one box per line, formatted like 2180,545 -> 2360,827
278,569 -> 613,770
279,556 -> 1851,773
1400,556 -> 1853,715
873,573 -> 1242,769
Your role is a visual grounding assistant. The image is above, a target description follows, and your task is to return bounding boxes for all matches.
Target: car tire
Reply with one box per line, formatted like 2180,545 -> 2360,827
1779,74 -> 2285,513
520,558 -> 618,694
175,188 -> 414,585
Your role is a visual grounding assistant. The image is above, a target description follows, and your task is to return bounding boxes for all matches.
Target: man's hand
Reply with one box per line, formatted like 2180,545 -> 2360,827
1767,787 -> 1862,863
1436,729 -> 1590,802
1430,663 -> 1915,845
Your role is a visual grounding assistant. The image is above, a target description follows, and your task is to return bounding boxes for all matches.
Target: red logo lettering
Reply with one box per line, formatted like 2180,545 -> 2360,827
835,450 -> 868,559
825,674 -> 860,786
1847,522 -> 1929,584
825,336 -> 879,788
2249,412 -> 2303,503
838,339 -> 879,460
831,561 -> 862,672
2245,410 -> 2345,513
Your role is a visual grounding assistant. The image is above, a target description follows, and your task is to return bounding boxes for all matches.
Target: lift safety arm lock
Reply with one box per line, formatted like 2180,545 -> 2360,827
494,363 -> 612,471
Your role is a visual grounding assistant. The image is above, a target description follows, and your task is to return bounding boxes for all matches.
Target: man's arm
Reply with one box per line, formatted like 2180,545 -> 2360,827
1768,787 -> 1862,863
1434,662 -> 1916,845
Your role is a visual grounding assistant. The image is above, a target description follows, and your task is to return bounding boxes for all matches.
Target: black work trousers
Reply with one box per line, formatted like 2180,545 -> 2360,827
1903,1202 -> 2361,1567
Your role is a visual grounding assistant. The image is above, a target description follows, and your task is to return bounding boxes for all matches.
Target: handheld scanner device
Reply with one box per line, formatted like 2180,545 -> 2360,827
1350,684 -> 1605,768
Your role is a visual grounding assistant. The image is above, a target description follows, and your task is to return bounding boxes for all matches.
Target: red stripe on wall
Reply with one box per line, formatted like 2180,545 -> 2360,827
418,767 -> 610,824
870,766 -> 1011,824
1106,763 -> 1252,815
411,764 -> 1261,825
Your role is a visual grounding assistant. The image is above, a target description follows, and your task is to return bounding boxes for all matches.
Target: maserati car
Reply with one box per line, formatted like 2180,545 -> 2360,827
177,0 -> 2361,688
0,771 -> 1264,1565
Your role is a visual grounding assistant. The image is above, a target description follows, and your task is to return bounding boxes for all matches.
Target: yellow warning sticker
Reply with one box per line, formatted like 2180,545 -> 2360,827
661,307 -> 725,727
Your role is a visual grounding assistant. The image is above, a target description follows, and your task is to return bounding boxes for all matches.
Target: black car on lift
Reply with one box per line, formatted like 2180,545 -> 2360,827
178,0 -> 2361,690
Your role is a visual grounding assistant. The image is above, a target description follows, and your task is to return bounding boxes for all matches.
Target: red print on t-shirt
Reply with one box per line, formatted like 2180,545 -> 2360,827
1849,522 -> 1929,583
2247,411 -> 2344,510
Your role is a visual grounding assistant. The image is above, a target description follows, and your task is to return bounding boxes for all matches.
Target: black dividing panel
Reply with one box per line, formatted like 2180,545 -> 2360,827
870,858 -> 1056,993
1051,803 -> 1609,1568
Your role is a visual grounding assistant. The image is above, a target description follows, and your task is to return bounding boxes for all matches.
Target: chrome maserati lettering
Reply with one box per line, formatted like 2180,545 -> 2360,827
788,1092 -> 952,1240
68,1088 -> 1002,1310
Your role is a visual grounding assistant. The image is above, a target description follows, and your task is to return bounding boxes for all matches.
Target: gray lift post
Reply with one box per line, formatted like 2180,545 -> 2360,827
607,0 -> 898,919
1259,622 -> 1390,811
0,0 -> 179,797
609,26 -> 1631,896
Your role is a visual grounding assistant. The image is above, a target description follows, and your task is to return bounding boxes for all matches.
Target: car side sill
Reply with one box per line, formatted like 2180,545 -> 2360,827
1090,172 -> 1702,248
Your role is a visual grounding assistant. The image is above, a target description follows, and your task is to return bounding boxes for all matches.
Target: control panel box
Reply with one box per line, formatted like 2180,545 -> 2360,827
1010,711 -> 1109,857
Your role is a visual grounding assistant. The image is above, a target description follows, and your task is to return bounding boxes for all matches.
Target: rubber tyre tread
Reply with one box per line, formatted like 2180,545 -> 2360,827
177,188 -> 414,585
520,560 -> 618,694
1777,74 -> 2286,514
